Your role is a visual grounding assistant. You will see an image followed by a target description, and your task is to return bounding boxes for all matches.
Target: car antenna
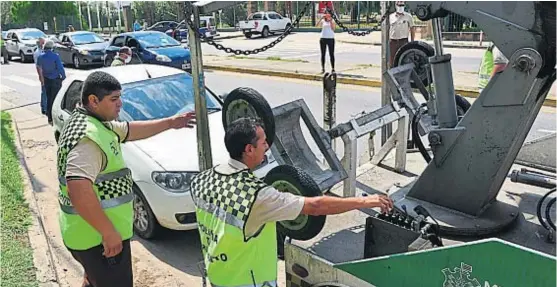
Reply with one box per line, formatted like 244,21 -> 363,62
133,53 -> 151,79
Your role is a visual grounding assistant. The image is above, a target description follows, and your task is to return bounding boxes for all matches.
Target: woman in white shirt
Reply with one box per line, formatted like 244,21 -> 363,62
317,12 -> 336,73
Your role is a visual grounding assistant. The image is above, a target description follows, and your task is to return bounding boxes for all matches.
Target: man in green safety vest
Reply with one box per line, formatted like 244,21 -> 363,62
57,71 -> 196,287
478,44 -> 509,93
190,118 -> 394,287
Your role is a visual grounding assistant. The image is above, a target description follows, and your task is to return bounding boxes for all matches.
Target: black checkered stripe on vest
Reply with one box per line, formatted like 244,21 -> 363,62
57,110 -> 133,205
191,168 -> 267,224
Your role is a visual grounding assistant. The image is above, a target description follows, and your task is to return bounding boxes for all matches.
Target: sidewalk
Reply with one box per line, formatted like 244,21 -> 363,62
203,54 -> 557,107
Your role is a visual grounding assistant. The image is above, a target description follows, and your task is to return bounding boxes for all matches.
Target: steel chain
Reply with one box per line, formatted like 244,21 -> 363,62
185,2 -> 312,55
324,2 -> 391,37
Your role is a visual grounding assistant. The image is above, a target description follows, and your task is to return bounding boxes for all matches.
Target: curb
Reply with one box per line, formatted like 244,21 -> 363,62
12,119 -> 60,287
204,65 -> 556,108
337,40 -> 490,50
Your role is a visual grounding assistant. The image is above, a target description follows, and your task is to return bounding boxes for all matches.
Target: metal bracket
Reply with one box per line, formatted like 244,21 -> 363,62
429,127 -> 466,167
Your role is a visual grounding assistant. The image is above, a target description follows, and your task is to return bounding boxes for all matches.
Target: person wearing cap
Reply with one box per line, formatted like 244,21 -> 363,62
389,1 -> 415,67
111,46 -> 132,67
34,37 -> 47,115
37,40 -> 66,125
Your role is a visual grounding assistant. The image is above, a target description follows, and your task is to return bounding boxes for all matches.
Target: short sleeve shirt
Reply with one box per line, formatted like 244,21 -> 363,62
65,121 -> 129,182
390,12 -> 414,40
213,159 -> 305,238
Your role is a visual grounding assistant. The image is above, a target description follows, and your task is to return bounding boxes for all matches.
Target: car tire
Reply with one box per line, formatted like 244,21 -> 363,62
20,51 -> 27,63
244,33 -> 252,39
393,41 -> 435,88
104,56 -> 113,67
264,165 -> 326,241
73,54 -> 81,69
455,94 -> 471,117
262,26 -> 270,38
222,87 -> 275,147
133,185 -> 162,239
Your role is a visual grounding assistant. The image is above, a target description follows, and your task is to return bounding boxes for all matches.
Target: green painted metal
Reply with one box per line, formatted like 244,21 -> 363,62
334,238 -> 556,287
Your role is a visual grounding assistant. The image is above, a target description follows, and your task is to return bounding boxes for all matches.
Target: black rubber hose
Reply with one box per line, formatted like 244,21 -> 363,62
536,188 -> 555,230
545,198 -> 555,230
412,107 -> 431,163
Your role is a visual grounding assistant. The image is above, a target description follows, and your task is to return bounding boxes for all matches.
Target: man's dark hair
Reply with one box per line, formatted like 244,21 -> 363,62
81,71 -> 122,106
224,118 -> 263,161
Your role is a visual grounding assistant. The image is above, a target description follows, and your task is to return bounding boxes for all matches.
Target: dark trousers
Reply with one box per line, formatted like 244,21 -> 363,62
1,45 -> 8,64
68,240 -> 133,287
44,78 -> 62,122
320,38 -> 335,70
389,38 -> 409,68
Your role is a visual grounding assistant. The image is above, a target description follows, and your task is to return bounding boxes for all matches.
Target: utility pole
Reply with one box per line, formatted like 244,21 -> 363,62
87,1 -> 92,31
96,1 -> 102,30
77,1 -> 83,30
117,1 -> 122,32
380,1 -> 391,145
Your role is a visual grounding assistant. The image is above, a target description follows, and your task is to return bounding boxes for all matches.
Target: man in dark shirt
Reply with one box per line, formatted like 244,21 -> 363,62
37,40 -> 66,125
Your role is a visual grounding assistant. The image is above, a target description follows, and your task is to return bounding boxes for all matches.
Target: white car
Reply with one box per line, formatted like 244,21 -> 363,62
5,28 -> 47,63
239,11 -> 292,38
51,64 -> 277,239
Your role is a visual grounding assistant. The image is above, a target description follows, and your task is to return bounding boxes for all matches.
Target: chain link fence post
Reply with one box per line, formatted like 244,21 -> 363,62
381,1 -> 392,145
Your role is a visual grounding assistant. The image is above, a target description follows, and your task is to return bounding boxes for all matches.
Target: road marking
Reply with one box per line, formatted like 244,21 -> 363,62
3,75 -> 41,87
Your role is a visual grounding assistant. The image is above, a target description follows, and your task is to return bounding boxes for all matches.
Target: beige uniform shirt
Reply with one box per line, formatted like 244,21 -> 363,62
389,12 -> 414,40
214,159 -> 305,238
65,121 -> 129,182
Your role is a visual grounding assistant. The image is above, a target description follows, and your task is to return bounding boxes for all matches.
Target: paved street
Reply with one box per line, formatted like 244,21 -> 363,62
204,32 -> 486,73
1,60 -> 555,287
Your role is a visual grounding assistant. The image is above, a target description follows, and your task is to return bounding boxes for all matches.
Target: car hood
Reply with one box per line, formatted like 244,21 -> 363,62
76,42 -> 108,51
130,112 -> 229,171
148,46 -> 190,60
20,39 -> 37,46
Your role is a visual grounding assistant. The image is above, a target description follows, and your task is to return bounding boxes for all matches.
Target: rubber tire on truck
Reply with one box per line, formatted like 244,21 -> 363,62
393,41 -> 435,88
455,94 -> 471,117
222,87 -> 275,147
264,165 -> 326,241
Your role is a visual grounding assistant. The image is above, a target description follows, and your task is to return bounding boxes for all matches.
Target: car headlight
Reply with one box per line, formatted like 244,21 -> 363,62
79,50 -> 89,55
151,171 -> 198,193
156,54 -> 172,62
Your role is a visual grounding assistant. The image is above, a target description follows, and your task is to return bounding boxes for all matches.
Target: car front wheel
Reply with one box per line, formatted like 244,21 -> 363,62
133,186 -> 161,239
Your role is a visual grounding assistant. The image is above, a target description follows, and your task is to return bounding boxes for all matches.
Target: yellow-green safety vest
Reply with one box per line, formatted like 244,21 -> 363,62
478,45 -> 495,89
191,168 -> 278,287
57,109 -> 134,250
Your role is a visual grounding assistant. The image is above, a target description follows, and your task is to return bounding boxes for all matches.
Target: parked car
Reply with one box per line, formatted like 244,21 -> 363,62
104,31 -> 191,71
145,21 -> 179,33
4,28 -> 47,62
51,64 -> 277,238
54,31 -> 108,69
239,11 -> 292,38
166,16 -> 219,42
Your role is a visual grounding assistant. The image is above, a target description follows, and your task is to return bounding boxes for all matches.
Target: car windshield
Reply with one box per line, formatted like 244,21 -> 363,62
20,30 -> 46,40
71,33 -> 104,45
119,73 -> 221,122
134,33 -> 180,48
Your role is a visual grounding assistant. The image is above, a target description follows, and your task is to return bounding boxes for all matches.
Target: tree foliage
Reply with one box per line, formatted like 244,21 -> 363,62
10,1 -> 78,24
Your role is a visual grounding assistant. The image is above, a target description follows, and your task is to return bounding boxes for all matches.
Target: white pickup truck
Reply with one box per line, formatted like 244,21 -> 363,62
239,11 -> 292,38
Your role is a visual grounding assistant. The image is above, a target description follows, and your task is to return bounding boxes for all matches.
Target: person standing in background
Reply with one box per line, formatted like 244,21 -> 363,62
37,40 -> 66,125
317,11 -> 336,73
389,1 -> 415,67
34,37 -> 47,115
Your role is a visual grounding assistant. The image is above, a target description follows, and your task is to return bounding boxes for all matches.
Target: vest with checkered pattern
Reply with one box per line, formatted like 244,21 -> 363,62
57,109 -> 133,250
190,167 -> 278,287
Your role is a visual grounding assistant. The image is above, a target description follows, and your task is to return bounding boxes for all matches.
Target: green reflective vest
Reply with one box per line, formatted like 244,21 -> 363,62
191,168 -> 278,287
478,45 -> 495,89
57,109 -> 133,250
